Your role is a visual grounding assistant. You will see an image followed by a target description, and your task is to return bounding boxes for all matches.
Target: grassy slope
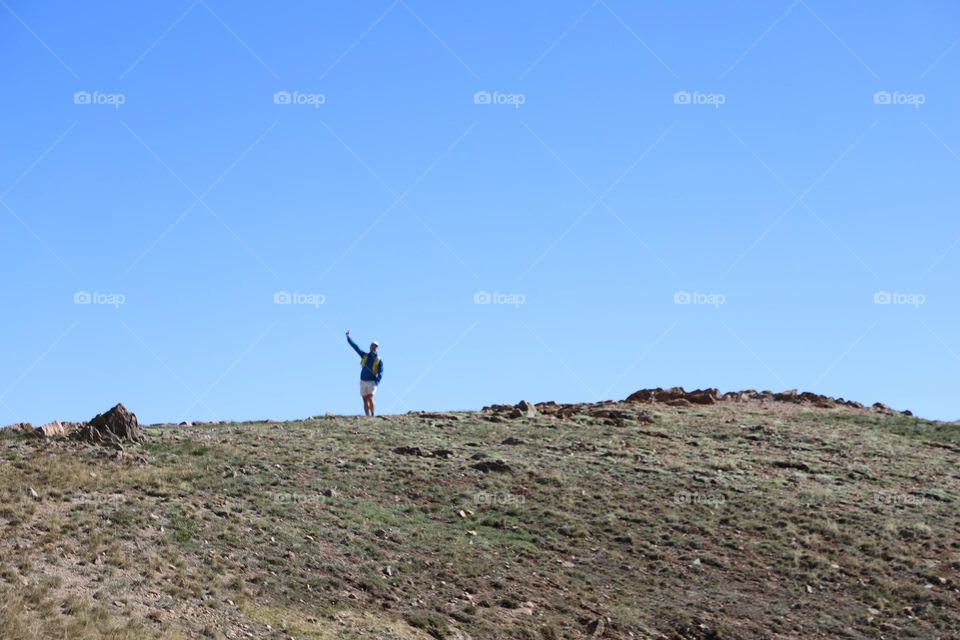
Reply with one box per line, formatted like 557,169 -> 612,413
0,401 -> 958,639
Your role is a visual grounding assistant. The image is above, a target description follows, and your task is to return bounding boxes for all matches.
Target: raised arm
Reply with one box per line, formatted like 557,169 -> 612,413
346,332 -> 365,357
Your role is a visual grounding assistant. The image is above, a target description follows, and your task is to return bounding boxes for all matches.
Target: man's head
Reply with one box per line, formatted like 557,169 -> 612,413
370,341 -> 379,353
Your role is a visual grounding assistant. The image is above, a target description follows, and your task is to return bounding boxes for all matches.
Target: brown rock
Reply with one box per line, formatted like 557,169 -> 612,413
76,403 -> 145,444
775,389 -> 799,401
687,388 -> 719,405
586,618 -> 605,636
625,387 -> 665,403
34,421 -> 68,438
515,400 -> 537,417
472,460 -> 511,473
534,401 -> 559,415
627,387 -> 717,405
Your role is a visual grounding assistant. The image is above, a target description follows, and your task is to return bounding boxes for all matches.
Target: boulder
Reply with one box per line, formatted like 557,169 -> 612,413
34,421 -> 68,438
534,401 -> 560,416
686,388 -> 719,405
773,389 -> 799,402
626,387 -> 717,405
481,403 -> 514,414
625,388 -> 657,403
472,459 -> 511,473
626,387 -> 678,403
76,403 -> 145,444
515,400 -> 537,417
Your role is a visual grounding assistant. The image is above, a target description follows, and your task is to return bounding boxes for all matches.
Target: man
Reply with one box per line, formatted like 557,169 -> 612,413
345,330 -> 383,416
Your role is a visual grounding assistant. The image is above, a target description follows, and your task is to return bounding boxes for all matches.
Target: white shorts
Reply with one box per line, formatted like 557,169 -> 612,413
360,380 -> 378,397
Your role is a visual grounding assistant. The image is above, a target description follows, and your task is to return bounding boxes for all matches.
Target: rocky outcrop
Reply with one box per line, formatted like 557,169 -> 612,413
625,387 -> 720,405
3,421 -> 82,438
627,387 -> 909,414
514,400 -> 537,418
76,403 -> 145,444
34,421 -> 69,438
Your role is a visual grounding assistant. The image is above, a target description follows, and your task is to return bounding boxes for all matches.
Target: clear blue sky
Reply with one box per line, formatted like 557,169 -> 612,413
2,1 -> 959,424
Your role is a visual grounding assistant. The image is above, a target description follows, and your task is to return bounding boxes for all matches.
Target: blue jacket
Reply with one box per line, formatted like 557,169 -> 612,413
348,337 -> 383,384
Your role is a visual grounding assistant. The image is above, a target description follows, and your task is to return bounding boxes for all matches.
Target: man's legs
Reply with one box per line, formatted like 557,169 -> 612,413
362,394 -> 373,416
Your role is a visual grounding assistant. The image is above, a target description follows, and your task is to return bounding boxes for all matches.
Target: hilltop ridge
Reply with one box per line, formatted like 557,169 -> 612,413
0,390 -> 957,639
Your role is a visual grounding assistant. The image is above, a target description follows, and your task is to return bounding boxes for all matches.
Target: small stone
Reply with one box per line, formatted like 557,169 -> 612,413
586,618 -> 605,636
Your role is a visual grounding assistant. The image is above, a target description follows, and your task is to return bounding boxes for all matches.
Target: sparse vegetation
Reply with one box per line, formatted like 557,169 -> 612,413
1,399 -> 958,638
